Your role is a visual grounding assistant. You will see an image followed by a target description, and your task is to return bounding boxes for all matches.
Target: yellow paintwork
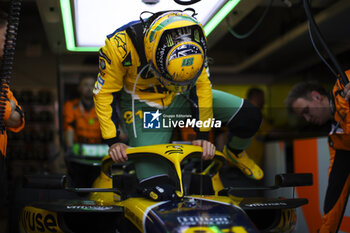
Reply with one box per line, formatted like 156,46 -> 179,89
118,197 -> 163,232
91,144 -> 225,198
180,226 -> 248,233
89,144 -> 229,233
89,170 -> 118,205
222,226 -> 249,233
212,172 -> 224,195
228,194 -> 244,205
275,208 -> 296,232
20,144 -> 297,233
182,226 -> 217,233
19,206 -> 63,233
116,195 -> 239,233
127,144 -> 225,196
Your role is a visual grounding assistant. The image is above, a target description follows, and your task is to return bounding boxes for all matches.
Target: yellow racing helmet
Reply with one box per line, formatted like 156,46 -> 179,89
144,11 -> 207,93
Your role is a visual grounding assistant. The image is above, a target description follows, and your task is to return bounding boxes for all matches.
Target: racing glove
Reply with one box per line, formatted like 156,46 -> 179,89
139,176 -> 183,201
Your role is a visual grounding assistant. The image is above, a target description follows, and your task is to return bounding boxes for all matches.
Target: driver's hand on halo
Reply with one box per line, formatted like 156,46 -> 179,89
344,83 -> 350,101
191,139 -> 216,160
109,142 -> 130,163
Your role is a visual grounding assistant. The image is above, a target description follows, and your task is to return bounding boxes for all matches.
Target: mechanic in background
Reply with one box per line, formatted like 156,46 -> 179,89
285,77 -> 350,233
63,74 -> 102,147
94,10 -> 264,201
0,8 -> 25,223
63,74 -> 103,187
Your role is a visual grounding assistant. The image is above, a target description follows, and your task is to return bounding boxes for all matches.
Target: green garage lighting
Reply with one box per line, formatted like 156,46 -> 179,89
60,0 -> 100,52
204,0 -> 241,36
60,0 -> 240,52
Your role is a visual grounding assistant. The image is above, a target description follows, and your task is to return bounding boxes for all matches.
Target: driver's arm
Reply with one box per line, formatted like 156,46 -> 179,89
94,32 -> 130,163
192,68 -> 216,160
94,34 -> 126,146
191,67 -> 216,159
193,67 -> 213,138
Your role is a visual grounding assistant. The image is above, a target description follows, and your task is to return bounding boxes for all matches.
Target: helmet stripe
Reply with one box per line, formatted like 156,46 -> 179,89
155,15 -> 198,31
149,15 -> 199,42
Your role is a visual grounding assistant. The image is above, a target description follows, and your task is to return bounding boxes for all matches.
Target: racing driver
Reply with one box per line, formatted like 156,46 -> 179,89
93,10 -> 264,201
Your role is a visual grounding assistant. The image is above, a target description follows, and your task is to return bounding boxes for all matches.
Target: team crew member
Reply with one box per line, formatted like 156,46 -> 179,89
285,74 -> 350,233
63,75 -> 102,147
63,75 -> 104,188
0,9 -> 25,216
94,11 -> 263,201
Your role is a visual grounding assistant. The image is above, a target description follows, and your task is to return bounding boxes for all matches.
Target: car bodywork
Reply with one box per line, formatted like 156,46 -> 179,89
17,144 -> 311,233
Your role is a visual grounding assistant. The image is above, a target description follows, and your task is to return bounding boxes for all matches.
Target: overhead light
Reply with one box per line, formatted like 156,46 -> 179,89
60,0 -> 241,52
204,0 -> 241,36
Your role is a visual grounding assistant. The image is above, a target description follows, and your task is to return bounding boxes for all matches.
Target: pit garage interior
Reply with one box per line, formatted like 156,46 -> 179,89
0,0 -> 350,232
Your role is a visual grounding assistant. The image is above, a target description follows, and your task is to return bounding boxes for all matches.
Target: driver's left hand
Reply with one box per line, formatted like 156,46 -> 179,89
191,139 -> 216,160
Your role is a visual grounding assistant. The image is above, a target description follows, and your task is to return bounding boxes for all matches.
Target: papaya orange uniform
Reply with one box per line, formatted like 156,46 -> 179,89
0,89 -> 25,211
63,99 -> 102,144
319,70 -> 350,233
0,89 -> 25,157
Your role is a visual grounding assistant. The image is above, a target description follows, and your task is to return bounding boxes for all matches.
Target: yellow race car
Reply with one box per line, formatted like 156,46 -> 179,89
15,144 -> 311,233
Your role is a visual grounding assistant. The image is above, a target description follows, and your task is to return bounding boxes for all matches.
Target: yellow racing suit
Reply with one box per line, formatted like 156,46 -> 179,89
93,20 -> 262,182
93,20 -> 212,146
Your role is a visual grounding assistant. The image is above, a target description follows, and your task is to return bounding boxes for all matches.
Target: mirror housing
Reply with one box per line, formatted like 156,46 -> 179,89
275,173 -> 313,187
23,174 -> 67,189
